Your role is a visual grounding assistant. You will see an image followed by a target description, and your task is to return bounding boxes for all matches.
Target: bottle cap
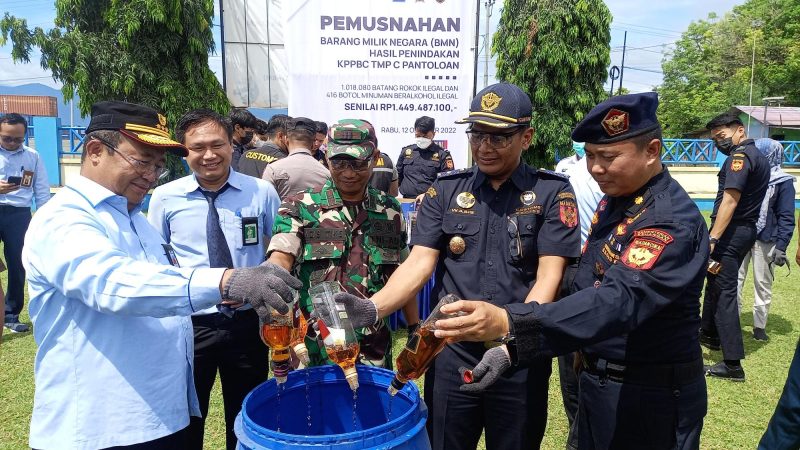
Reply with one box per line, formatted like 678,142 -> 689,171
388,376 -> 406,396
344,366 -> 359,391
293,343 -> 310,366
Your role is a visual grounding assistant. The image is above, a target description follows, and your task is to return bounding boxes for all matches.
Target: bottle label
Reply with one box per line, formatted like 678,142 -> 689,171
405,331 -> 421,354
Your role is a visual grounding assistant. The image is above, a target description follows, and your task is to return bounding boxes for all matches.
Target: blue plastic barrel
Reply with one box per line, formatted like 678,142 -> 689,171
235,365 -> 430,449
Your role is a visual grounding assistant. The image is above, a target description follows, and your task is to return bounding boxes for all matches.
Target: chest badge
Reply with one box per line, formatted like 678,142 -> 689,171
615,223 -> 627,236
449,236 -> 466,255
591,212 -> 599,225
456,192 -> 476,209
520,191 -> 536,205
405,148 -> 413,157
432,152 -> 440,161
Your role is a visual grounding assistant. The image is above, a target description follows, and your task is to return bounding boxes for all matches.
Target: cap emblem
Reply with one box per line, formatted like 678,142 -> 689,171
601,108 -> 630,136
480,92 -> 502,112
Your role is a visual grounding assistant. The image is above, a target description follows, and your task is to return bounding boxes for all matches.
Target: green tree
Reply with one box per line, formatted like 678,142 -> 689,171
493,0 -> 611,166
1,0 -> 230,178
658,0 -> 800,137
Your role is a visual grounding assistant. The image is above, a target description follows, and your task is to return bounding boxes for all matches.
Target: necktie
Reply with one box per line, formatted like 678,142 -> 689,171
201,185 -> 235,316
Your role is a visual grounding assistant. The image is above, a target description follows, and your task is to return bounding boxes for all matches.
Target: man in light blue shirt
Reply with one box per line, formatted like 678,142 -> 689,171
22,101 -> 300,450
1,113 -> 50,333
148,109 -> 281,450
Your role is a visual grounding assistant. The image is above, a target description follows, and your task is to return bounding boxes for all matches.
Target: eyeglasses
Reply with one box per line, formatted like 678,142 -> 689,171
508,216 -> 522,259
329,159 -> 371,172
93,137 -> 169,180
0,135 -> 25,145
187,142 -> 229,153
466,129 -> 521,148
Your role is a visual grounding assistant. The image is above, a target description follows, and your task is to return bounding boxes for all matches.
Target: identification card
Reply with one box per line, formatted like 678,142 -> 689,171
161,244 -> 180,267
20,170 -> 34,187
242,217 -> 259,246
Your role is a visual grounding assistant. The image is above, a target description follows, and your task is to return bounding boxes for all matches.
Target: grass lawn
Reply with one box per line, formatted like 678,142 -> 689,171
2,213 -> 800,449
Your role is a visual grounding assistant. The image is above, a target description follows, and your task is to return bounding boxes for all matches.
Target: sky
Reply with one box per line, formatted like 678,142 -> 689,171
0,0 -> 743,95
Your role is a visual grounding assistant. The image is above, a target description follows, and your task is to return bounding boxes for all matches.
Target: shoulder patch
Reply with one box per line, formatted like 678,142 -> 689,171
437,167 -> 472,178
537,168 -> 569,181
620,229 -> 674,270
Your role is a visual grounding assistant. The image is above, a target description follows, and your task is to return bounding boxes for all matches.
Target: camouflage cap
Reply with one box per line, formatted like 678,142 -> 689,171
326,119 -> 377,160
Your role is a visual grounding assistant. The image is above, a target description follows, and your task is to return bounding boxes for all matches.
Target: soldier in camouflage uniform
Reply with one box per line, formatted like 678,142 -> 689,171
267,119 -> 415,368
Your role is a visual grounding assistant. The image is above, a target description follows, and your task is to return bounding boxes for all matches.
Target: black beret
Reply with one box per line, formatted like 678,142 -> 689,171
571,92 -> 660,144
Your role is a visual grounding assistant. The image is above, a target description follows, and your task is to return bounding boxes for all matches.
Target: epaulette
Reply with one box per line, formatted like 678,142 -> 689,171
437,167 -> 472,178
537,168 -> 569,180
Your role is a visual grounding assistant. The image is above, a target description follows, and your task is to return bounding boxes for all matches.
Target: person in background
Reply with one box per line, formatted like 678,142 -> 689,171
556,140 -> 585,174
737,138 -> 795,342
229,108 -> 259,171
147,109 -> 282,450
238,114 -> 290,179
249,119 -> 269,148
362,120 -> 399,197
700,113 -> 770,381
262,117 -> 331,200
313,120 -> 328,165
398,116 -> 454,203
22,101 -> 299,449
1,112 -> 50,333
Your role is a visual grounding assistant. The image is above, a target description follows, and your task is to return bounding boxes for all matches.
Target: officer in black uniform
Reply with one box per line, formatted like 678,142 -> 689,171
700,113 -> 769,381
334,83 -> 580,450
433,93 -> 711,450
237,114 -> 290,178
397,116 -> 454,201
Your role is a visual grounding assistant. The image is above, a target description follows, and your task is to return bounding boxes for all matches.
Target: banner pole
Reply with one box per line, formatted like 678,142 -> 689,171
472,0 -> 481,98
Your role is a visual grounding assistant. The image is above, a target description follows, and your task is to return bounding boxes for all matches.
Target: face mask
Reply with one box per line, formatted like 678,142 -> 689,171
241,131 -> 254,145
572,141 -> 585,158
416,137 -> 432,149
715,137 -> 734,155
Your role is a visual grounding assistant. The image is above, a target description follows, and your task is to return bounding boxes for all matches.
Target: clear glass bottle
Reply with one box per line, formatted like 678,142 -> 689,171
310,281 -> 361,391
290,301 -> 310,367
389,294 -> 464,396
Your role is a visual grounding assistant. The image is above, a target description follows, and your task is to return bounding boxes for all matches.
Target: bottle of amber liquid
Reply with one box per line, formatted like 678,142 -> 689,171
290,302 -> 310,367
389,294 -> 464,396
259,294 -> 297,384
311,281 -> 361,391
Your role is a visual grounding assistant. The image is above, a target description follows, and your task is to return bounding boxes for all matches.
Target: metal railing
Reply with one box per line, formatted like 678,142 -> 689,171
558,139 -> 800,168
59,126 -> 87,155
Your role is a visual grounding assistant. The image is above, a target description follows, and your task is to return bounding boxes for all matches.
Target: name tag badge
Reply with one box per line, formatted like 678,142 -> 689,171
242,217 -> 259,246
20,170 -> 34,188
161,244 -> 180,267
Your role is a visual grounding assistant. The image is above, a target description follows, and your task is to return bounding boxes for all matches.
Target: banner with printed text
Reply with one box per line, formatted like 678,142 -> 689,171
285,0 -> 478,173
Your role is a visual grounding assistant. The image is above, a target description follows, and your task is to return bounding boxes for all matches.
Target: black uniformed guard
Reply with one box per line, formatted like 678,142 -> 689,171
333,83 -> 580,450
237,114 -> 290,178
433,92 -> 711,449
397,116 -> 454,201
700,113 -> 769,381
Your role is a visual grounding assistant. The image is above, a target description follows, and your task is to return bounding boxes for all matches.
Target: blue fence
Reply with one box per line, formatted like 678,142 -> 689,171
558,139 -> 800,168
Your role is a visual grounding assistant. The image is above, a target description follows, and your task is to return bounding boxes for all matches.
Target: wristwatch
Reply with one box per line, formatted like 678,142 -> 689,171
709,237 -> 719,245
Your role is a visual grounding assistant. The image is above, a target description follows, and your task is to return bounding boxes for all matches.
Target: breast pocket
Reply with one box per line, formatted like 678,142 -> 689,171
442,215 -> 482,262
517,214 -> 541,263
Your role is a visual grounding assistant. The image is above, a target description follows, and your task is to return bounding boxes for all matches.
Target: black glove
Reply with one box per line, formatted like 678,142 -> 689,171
773,249 -> 788,267
459,346 -> 511,392
223,262 -> 302,317
332,292 -> 379,328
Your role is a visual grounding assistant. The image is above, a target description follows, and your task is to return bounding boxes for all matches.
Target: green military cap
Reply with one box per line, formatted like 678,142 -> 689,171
326,119 -> 376,160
